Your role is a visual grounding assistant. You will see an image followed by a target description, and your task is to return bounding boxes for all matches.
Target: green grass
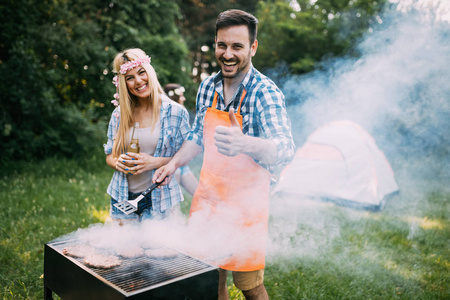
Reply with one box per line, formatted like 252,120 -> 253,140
0,153 -> 448,299
0,152 -> 113,299
263,189 -> 449,299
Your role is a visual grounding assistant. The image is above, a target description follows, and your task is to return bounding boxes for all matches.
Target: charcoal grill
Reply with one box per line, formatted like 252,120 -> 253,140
44,238 -> 218,299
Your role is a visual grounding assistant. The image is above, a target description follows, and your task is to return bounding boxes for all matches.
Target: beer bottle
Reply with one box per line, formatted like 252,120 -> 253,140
127,122 -> 140,153
126,122 -> 140,173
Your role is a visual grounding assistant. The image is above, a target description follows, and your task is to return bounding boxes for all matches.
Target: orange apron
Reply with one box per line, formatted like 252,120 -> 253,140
189,91 -> 271,271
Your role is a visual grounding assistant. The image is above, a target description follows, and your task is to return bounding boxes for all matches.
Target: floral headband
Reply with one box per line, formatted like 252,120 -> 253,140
168,86 -> 185,97
111,55 -> 152,107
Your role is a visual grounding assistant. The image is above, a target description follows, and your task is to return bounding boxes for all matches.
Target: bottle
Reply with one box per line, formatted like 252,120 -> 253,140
127,122 -> 140,153
126,122 -> 140,173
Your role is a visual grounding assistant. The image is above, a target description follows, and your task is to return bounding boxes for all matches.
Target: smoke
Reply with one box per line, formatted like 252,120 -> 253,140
57,206 -> 267,270
278,0 -> 450,189
281,1 -> 450,159
265,0 -> 450,261
55,1 -> 449,271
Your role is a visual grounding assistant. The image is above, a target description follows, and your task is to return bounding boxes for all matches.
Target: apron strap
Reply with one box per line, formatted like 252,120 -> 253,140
212,89 -> 247,115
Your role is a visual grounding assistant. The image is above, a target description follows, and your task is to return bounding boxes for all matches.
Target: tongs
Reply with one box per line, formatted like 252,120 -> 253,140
113,180 -> 163,215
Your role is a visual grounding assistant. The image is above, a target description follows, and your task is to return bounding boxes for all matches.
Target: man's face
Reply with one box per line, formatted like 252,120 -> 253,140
215,25 -> 258,79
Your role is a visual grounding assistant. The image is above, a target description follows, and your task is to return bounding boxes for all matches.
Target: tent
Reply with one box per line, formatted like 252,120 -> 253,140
272,120 -> 399,210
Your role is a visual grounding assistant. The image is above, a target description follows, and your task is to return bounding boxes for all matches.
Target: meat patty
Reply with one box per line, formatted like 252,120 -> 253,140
116,246 -> 144,258
83,254 -> 122,269
62,244 -> 96,258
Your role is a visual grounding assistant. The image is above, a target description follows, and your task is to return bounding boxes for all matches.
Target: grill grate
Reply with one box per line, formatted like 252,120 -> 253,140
49,239 -> 215,293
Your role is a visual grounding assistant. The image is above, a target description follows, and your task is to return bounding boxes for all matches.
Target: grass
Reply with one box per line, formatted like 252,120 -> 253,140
263,188 -> 449,299
0,153 -> 448,299
0,152 -> 112,299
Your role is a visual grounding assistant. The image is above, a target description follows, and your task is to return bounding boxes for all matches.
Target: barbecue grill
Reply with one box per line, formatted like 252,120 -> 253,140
44,238 -> 219,299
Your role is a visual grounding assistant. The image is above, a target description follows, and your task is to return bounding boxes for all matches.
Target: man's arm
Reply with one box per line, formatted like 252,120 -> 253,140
235,134 -> 277,164
152,140 -> 203,184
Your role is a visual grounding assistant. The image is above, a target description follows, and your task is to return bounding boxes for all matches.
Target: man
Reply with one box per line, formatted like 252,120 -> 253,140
153,9 -> 295,299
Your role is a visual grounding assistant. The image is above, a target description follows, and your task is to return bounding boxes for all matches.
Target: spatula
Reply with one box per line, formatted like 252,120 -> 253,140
113,180 -> 164,215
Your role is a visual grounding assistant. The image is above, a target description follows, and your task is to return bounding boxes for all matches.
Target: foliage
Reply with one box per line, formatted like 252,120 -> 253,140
178,0 -> 260,84
0,153 -> 449,299
0,0 -> 191,163
176,0 -> 387,87
0,0 -> 392,163
254,0 -> 388,74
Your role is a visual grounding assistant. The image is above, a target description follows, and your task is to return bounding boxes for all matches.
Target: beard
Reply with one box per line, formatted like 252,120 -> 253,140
219,52 -> 252,79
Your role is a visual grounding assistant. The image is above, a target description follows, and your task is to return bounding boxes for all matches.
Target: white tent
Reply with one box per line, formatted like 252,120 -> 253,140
272,120 -> 399,210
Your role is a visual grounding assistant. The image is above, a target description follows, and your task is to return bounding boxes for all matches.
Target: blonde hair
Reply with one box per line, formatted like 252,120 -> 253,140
111,48 -> 163,158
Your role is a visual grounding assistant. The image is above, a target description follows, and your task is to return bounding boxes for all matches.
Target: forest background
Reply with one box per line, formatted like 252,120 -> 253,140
0,0 -> 388,163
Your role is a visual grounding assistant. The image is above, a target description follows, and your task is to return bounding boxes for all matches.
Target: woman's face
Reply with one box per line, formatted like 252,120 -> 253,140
178,93 -> 186,106
125,66 -> 150,101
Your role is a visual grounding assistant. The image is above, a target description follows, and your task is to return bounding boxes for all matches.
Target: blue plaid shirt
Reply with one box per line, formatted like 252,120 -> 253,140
104,95 -> 191,212
188,66 -> 295,173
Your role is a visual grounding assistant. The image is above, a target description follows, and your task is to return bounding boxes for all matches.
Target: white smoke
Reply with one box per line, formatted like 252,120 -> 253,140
266,0 -> 450,260
395,0 -> 450,23
59,205 -> 268,269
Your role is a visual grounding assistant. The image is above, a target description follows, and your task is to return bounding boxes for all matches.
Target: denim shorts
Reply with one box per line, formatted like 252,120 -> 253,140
110,191 -> 155,221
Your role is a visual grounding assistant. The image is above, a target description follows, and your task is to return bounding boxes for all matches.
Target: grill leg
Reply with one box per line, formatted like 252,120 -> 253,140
44,286 -> 53,300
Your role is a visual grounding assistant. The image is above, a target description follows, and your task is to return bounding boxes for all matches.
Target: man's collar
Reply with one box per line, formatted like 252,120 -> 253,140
241,65 -> 254,90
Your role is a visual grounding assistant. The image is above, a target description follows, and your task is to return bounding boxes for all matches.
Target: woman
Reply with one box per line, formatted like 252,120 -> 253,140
163,83 -> 187,106
163,83 -> 199,197
104,48 -> 191,222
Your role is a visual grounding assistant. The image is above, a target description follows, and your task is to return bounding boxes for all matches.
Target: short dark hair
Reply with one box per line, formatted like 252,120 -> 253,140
215,9 -> 258,44
163,83 -> 182,95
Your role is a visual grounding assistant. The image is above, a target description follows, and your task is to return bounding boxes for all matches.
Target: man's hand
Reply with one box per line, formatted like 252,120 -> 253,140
152,140 -> 203,186
152,162 -> 176,186
214,108 -> 278,164
214,108 -> 245,157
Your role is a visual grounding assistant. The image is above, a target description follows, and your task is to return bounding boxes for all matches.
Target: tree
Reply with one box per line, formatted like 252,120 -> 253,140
254,0 -> 388,74
177,0 -> 260,84
175,0 -> 386,81
0,0 -> 191,162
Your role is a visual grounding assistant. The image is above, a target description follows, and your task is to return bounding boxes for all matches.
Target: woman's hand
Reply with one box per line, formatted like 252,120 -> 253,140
106,153 -> 125,173
121,152 -> 171,175
111,153 -> 133,174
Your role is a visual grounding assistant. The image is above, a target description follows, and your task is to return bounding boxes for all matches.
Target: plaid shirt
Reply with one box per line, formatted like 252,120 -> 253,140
104,95 -> 191,212
188,66 -> 295,173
